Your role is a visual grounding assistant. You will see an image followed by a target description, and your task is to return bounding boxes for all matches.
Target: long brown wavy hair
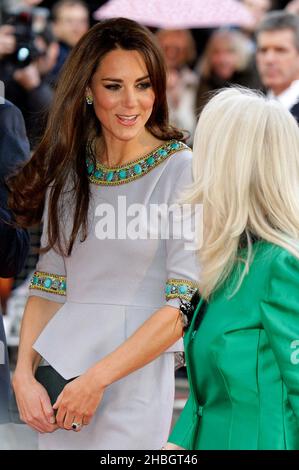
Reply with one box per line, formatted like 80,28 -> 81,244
8,17 -> 184,256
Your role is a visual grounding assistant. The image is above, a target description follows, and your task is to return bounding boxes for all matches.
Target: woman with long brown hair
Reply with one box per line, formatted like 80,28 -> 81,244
9,18 -> 199,449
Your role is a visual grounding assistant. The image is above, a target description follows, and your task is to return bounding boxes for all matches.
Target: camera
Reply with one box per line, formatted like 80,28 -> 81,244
3,7 -> 49,69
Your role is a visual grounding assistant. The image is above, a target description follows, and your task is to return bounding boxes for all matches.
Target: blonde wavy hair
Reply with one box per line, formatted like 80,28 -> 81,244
200,29 -> 253,79
185,87 -> 299,299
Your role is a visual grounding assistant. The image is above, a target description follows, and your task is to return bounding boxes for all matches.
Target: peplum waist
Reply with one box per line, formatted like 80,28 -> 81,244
33,301 -> 183,379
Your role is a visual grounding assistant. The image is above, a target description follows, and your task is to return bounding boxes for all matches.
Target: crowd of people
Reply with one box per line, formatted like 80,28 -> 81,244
1,0 -> 299,452
0,0 -> 298,147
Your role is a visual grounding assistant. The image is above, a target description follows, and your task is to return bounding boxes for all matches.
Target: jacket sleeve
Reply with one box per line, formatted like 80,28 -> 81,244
0,206 -> 30,278
0,100 -> 30,186
0,101 -> 31,277
168,388 -> 198,449
260,249 -> 299,425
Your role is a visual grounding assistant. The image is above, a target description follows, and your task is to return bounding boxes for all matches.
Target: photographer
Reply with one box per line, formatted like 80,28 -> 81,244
0,10 -> 57,148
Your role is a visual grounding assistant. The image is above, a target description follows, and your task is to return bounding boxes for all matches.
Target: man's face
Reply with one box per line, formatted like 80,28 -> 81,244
256,29 -> 299,95
157,31 -> 190,70
53,5 -> 89,48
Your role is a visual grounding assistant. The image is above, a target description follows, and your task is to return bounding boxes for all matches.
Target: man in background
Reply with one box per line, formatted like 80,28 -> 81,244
256,11 -> 299,121
51,0 -> 89,80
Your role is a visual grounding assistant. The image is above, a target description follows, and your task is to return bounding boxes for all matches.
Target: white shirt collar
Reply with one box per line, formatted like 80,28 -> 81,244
267,80 -> 299,110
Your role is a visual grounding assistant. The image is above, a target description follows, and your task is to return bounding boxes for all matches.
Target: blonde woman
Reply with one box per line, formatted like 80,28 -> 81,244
196,30 -> 261,113
166,87 -> 299,450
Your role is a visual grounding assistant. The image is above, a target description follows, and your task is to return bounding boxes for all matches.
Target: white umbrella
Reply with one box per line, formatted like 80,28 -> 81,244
94,0 -> 254,29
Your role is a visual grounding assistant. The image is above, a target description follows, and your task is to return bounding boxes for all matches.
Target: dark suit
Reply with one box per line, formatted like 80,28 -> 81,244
290,101 -> 299,124
0,100 -> 30,423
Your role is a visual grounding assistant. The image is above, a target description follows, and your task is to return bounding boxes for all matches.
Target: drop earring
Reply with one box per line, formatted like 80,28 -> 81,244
86,95 -> 93,105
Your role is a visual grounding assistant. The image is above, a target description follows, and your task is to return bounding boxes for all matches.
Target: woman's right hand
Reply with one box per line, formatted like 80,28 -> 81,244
12,372 -> 58,434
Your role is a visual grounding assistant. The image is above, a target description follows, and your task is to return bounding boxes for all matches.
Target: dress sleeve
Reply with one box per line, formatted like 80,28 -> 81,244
260,249 -> 299,425
28,190 -> 66,303
165,151 -> 200,309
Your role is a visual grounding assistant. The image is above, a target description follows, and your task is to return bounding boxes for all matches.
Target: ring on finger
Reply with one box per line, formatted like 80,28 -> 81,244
71,421 -> 82,431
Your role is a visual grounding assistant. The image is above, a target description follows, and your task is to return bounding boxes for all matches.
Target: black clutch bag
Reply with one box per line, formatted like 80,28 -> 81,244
9,366 -> 77,424
35,365 -> 77,406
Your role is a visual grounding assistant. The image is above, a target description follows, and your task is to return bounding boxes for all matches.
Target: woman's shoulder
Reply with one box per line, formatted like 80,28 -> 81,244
165,140 -> 192,171
254,240 -> 299,281
252,241 -> 299,306
147,140 -> 193,200
162,141 -> 193,191
255,239 -> 299,259
169,140 -> 192,157
145,139 -> 193,182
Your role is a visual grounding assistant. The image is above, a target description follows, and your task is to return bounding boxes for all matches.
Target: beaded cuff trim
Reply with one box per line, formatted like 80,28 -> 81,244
30,271 -> 67,296
86,140 -> 190,186
165,278 -> 198,302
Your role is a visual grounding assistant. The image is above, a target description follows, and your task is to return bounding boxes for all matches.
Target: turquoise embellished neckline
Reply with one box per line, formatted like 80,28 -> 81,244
86,140 -> 189,186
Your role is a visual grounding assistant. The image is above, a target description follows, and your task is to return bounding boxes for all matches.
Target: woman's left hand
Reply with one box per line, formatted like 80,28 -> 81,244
53,370 -> 105,431
162,442 -> 185,450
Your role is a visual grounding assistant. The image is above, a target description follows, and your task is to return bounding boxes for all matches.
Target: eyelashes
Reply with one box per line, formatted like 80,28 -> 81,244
137,82 -> 152,90
104,82 -> 152,91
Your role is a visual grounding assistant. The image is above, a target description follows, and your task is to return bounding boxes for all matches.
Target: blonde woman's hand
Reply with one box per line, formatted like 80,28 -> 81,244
53,371 -> 105,431
162,442 -> 185,450
12,372 -> 58,433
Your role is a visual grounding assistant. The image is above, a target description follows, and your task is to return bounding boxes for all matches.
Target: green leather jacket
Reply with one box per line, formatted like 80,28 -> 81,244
169,241 -> 299,449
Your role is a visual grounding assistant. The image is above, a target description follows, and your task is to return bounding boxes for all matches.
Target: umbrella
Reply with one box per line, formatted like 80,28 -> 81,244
94,0 -> 254,29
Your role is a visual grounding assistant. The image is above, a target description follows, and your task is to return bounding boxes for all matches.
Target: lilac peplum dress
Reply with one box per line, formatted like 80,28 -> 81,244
28,140 -> 200,449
